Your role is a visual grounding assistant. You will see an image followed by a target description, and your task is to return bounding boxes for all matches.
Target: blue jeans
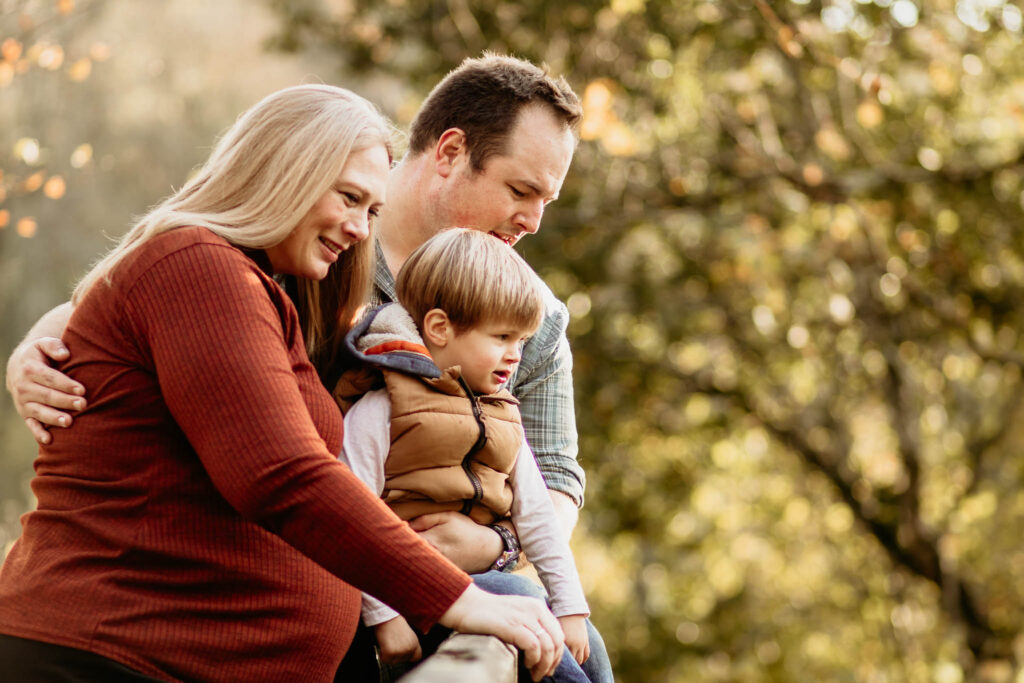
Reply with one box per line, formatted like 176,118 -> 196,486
472,570 -> 613,683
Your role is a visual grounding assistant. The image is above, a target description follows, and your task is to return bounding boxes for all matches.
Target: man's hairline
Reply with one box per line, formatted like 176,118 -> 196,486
408,99 -> 580,168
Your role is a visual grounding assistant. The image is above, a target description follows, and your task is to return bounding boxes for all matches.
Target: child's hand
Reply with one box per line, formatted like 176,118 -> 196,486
558,614 -> 590,665
373,616 -> 423,665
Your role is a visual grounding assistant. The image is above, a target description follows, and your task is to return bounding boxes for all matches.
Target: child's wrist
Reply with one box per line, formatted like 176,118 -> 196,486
487,523 -> 520,572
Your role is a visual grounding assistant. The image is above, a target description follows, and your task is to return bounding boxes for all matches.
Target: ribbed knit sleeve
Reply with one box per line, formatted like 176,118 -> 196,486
121,238 -> 470,632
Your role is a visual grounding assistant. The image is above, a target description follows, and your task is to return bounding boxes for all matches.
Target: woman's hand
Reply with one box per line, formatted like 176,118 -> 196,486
438,583 -> 563,682
373,616 -> 422,665
558,614 -> 590,665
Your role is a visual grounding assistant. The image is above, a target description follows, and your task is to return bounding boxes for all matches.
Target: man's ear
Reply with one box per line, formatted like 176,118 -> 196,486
421,308 -> 453,347
434,128 -> 468,178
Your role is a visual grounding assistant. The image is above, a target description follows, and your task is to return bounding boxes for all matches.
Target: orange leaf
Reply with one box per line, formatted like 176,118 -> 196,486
70,143 -> 92,168
1,38 -> 22,62
23,171 -> 46,192
89,42 -> 111,61
67,57 -> 91,82
44,175 -> 66,199
802,163 -> 824,187
856,100 -> 884,128
38,45 -> 64,70
16,216 -> 37,237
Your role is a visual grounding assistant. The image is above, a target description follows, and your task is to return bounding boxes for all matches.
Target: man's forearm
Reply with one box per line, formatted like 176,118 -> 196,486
6,301 -> 81,443
6,302 -> 74,393
20,302 -> 73,345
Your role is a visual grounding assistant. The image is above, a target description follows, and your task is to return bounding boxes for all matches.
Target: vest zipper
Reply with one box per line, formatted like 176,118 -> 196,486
456,375 -> 486,515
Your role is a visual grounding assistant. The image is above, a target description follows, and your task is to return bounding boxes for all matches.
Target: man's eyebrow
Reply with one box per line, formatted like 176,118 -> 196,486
518,179 -> 559,200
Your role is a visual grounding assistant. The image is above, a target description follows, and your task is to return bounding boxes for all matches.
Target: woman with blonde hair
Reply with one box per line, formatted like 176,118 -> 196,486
0,84 -> 563,682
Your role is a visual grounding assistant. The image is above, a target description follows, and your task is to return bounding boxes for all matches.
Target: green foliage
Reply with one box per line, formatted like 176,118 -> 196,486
271,1 -> 1024,680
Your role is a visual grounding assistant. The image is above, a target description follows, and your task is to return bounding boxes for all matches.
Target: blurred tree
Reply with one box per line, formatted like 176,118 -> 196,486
0,0 -> 106,237
269,0 -> 1024,680
0,0 -> 111,560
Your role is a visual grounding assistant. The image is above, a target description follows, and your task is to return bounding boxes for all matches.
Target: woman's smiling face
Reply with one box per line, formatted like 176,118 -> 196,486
266,144 -> 390,280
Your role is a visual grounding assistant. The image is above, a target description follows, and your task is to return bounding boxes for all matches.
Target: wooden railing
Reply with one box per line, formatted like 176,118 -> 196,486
395,633 -> 517,683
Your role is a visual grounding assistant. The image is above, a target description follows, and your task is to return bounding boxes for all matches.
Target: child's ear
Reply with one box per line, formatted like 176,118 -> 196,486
421,308 -> 453,347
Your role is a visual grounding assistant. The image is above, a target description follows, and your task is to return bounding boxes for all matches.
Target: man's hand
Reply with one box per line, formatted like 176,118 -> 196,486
408,511 -> 504,573
6,337 -> 85,445
558,614 -> 590,665
373,616 -> 422,665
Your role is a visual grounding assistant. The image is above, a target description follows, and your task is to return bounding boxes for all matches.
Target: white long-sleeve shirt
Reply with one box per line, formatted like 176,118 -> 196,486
341,388 -> 590,626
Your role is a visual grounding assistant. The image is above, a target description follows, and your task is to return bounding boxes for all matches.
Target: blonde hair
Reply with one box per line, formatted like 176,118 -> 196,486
72,84 -> 395,372
396,228 -> 545,334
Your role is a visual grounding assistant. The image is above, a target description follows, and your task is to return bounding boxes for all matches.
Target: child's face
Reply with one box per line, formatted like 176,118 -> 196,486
436,320 -> 534,395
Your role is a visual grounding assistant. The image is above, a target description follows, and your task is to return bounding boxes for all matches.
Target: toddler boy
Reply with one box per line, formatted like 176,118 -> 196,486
335,228 -> 609,681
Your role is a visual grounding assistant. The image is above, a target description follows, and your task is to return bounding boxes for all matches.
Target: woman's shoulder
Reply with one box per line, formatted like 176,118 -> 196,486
142,226 -> 237,262
118,227 -> 259,286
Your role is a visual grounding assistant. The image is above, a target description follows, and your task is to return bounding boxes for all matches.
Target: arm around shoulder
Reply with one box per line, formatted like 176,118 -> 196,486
6,301 -> 84,443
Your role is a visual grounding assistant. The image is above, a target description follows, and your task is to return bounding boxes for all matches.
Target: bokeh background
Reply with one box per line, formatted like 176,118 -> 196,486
5,0 -> 1024,680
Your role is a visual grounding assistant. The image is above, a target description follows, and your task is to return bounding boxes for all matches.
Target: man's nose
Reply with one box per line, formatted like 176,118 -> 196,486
516,200 -> 544,234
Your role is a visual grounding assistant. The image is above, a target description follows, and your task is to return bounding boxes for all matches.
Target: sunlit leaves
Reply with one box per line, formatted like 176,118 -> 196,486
69,143 -> 93,168
581,79 -> 637,156
43,176 -> 66,199
1,38 -> 23,63
67,58 -> 91,81
13,138 -> 40,165
15,217 -> 37,238
22,171 -> 45,193
35,43 -> 65,70
1,2 -> 106,240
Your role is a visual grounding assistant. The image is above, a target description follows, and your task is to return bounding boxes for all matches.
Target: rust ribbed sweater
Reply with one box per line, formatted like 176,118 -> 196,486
0,227 -> 471,682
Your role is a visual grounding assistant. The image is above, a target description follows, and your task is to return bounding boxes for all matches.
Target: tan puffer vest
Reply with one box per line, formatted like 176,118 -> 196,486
379,368 -> 522,524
